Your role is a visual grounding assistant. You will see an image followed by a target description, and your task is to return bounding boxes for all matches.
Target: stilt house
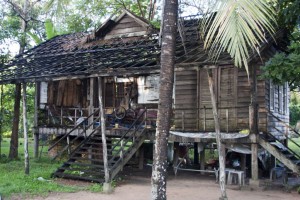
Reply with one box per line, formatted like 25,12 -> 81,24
1,10 -> 299,183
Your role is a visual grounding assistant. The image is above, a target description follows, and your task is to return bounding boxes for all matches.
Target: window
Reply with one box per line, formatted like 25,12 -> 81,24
104,77 -> 136,108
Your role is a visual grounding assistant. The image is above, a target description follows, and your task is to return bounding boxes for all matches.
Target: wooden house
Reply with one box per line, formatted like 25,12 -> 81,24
1,10 -> 299,183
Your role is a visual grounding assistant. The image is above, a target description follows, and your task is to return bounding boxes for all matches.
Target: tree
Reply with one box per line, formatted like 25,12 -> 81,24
151,0 -> 178,199
4,0 -> 28,160
44,0 -> 158,34
262,29 -> 300,90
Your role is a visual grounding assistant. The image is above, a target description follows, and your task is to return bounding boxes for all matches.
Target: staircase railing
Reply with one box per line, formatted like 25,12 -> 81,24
48,108 -> 101,160
265,112 -> 300,160
108,109 -> 147,178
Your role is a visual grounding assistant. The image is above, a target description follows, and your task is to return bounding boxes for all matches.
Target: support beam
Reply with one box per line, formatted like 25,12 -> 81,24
33,82 -> 39,158
207,68 -> 227,200
22,83 -> 29,174
200,145 -> 205,175
98,77 -> 110,184
89,78 -> 94,128
251,143 -> 258,180
138,145 -> 144,170
194,143 -> 199,165
249,65 -> 259,180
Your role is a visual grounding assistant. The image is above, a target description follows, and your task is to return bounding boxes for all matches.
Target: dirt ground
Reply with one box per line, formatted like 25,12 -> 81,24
28,167 -> 300,200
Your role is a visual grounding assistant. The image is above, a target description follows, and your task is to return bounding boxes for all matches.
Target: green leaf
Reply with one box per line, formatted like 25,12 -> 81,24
44,19 -> 57,40
26,31 -> 42,45
202,0 -> 277,74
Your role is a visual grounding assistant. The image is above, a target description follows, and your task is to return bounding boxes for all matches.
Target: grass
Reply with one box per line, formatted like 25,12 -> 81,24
289,137 -> 300,156
0,138 -> 103,198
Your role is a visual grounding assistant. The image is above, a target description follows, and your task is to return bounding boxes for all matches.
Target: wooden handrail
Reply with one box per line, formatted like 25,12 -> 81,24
48,108 -> 100,151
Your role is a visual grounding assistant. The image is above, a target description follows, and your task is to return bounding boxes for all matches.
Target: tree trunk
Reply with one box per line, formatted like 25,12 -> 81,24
9,83 -> 21,159
22,83 -> 29,174
207,68 -> 227,200
8,0 -> 29,160
0,85 -> 3,157
151,0 -> 178,199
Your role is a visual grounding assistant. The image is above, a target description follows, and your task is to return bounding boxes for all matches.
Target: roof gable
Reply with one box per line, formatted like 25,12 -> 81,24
95,10 -> 154,39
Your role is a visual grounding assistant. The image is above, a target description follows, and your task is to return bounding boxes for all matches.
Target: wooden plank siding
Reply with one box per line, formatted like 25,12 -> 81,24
105,15 -> 147,39
236,67 -> 267,132
48,79 -> 88,108
173,65 -> 277,133
174,69 -> 198,131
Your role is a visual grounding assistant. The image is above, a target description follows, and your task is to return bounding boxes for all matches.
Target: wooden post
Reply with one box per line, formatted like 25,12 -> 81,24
89,78 -> 94,128
226,109 -> 229,133
197,68 -> 200,130
22,83 -> 29,175
138,145 -> 144,170
33,82 -> 39,158
251,143 -> 258,180
241,153 -> 246,173
200,145 -> 206,175
207,68 -> 227,200
249,65 -> 259,180
203,106 -> 206,131
194,143 -> 199,165
98,77 -> 110,183
181,111 -> 185,131
173,142 -> 179,169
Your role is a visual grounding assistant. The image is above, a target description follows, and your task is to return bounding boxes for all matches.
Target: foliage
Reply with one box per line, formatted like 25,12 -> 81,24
277,0 -> 300,31
44,0 -> 158,34
201,0 -> 277,74
262,29 -> 300,90
0,83 -> 35,138
289,92 -> 300,126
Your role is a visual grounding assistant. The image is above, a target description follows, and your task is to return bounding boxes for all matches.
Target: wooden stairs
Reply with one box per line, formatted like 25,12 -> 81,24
258,136 -> 300,174
49,109 -> 148,183
258,113 -> 300,174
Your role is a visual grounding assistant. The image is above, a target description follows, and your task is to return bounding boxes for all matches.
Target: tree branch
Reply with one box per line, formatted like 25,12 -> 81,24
3,0 -> 25,19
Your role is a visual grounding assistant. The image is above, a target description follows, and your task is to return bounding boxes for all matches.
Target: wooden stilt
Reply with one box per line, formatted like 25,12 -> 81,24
89,78 -> 94,128
200,145 -> 206,175
207,68 -> 227,200
33,82 -> 39,158
138,145 -> 144,170
194,142 -> 199,165
98,77 -> 110,183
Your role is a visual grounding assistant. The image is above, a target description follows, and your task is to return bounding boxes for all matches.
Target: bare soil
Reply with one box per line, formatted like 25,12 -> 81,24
31,174 -> 300,200
28,167 -> 300,200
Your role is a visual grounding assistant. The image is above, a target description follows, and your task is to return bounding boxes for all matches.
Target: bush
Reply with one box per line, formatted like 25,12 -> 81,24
290,104 -> 300,126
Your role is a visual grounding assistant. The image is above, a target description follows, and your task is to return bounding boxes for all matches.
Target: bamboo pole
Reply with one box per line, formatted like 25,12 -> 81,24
207,68 -> 227,200
22,83 -> 29,175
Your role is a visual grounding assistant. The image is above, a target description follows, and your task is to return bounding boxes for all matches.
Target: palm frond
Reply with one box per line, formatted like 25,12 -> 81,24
202,0 -> 277,74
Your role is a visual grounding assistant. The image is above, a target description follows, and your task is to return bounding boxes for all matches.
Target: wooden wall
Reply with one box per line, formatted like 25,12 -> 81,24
47,79 -> 88,108
174,65 -> 271,133
174,69 -> 198,131
105,14 -> 147,39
